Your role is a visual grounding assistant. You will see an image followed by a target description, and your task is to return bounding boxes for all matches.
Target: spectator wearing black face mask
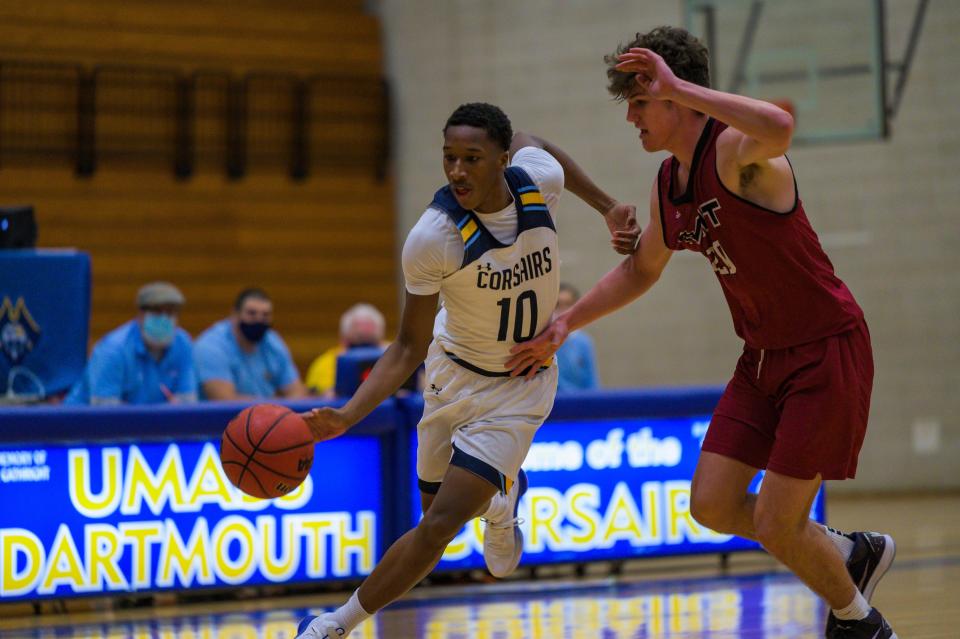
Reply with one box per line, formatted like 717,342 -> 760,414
305,303 -> 389,397
193,287 -> 307,400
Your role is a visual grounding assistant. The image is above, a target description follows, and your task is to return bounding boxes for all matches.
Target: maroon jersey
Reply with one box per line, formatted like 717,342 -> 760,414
657,118 -> 862,349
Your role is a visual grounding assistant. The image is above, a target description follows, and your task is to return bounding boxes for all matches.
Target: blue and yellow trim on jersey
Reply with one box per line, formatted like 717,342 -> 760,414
456,215 -> 481,251
430,166 -> 557,268
518,185 -> 547,209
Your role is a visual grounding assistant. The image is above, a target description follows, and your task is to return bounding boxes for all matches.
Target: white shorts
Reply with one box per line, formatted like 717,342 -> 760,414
417,341 -> 558,493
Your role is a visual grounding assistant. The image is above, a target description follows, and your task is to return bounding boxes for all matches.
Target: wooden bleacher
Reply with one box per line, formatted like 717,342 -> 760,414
0,0 -> 383,74
0,0 -> 396,375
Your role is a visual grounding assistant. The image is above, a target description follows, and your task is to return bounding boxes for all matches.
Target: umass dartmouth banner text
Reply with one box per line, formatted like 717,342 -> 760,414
0,437 -> 382,601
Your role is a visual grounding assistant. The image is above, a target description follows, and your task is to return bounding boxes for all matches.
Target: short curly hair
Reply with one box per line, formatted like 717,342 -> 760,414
605,26 -> 710,101
443,102 -> 513,151
234,287 -> 270,311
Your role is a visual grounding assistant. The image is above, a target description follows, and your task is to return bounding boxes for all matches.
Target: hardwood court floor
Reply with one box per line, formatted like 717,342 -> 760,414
1,493 -> 957,638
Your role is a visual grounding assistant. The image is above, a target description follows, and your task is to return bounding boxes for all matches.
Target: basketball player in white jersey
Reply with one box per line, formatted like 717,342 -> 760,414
295,102 -> 639,638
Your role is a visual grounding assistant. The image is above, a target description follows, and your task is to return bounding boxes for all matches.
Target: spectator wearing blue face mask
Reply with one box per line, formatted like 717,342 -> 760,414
64,282 -> 197,405
193,287 -> 308,400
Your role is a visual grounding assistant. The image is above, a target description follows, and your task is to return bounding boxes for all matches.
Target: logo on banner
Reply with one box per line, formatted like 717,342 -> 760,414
0,297 -> 41,366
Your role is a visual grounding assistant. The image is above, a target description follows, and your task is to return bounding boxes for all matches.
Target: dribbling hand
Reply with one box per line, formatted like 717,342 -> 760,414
300,407 -> 350,442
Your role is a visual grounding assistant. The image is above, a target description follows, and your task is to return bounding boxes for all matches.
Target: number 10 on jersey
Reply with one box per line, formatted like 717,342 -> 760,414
496,290 -> 538,342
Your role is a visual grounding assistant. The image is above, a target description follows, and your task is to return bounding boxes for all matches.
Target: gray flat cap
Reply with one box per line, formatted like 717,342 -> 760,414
136,282 -> 186,308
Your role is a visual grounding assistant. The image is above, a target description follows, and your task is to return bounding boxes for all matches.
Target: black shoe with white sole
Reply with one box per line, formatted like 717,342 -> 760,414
827,607 -> 897,638
826,531 -> 896,636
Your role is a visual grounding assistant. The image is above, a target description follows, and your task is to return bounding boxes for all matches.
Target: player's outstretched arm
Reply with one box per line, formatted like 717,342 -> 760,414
616,48 -> 794,165
301,291 -> 437,441
507,183 -> 672,378
511,131 -> 640,255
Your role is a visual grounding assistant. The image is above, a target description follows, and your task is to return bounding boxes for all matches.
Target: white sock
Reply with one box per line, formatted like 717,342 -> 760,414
832,591 -> 871,621
822,524 -> 855,561
331,590 -> 371,635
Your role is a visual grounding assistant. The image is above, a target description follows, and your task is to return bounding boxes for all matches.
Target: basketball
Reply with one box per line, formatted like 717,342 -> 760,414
769,97 -> 797,121
219,404 -> 315,499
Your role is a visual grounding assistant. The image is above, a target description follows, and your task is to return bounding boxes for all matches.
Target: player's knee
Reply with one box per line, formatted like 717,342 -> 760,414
689,487 -> 732,533
416,510 -> 465,550
752,507 -> 797,554
688,491 -> 715,528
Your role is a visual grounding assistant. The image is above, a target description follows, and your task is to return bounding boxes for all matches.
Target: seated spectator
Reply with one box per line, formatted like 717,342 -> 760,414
555,282 -> 599,392
305,303 -> 388,396
193,287 -> 307,400
64,282 -> 197,405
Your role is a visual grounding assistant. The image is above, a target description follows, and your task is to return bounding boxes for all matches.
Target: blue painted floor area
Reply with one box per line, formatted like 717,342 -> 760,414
2,569 -> 830,638
383,572 -> 826,638
8,492 -> 955,637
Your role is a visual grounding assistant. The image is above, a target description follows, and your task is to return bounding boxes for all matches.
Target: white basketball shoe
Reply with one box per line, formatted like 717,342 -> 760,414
295,613 -> 346,639
482,468 -> 528,578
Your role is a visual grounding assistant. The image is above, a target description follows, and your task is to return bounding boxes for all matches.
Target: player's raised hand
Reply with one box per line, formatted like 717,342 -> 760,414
506,317 -> 570,380
615,48 -> 678,100
603,201 -> 641,254
300,406 -> 350,442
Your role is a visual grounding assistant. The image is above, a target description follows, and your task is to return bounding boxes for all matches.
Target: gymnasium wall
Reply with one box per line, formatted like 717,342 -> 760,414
0,0 -> 396,371
379,0 -> 959,492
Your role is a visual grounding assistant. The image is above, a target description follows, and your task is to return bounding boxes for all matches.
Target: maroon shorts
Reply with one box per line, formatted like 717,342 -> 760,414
702,319 -> 874,480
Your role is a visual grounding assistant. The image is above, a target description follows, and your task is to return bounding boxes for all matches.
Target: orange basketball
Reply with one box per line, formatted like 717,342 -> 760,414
219,404 -> 315,499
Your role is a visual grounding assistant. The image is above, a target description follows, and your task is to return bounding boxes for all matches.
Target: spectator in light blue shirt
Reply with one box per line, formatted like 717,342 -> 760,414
555,283 -> 599,392
193,287 -> 307,400
65,282 -> 197,405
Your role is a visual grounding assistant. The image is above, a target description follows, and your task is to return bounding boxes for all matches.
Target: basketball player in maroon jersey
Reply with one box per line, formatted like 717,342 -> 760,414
507,27 -> 897,639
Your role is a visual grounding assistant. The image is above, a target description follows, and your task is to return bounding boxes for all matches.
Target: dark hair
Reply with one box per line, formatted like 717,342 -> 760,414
605,26 -> 710,101
234,287 -> 271,311
443,102 -> 513,151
